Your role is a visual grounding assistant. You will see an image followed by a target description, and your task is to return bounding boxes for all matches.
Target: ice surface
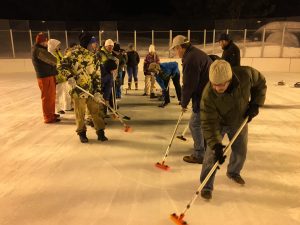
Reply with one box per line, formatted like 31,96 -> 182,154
0,70 -> 300,225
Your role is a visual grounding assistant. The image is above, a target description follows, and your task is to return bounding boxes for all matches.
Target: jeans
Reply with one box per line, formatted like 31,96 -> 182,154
200,124 -> 248,191
189,112 -> 205,158
127,66 -> 138,83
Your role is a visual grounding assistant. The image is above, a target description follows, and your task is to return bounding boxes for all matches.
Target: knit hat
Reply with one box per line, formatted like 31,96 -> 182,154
148,63 -> 161,74
35,32 -> 48,44
79,32 -> 93,49
89,36 -> 97,45
113,43 -> 120,52
209,60 -> 232,84
218,33 -> 231,41
105,39 -> 114,47
170,35 -> 190,50
104,59 -> 117,72
149,44 -> 155,53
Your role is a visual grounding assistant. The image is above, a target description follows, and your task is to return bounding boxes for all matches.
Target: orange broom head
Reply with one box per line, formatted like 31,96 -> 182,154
124,125 -> 132,132
155,162 -> 170,171
170,213 -> 187,225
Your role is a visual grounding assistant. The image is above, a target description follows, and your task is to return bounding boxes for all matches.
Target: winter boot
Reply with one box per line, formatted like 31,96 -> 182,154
128,82 -> 132,90
134,82 -> 138,90
97,129 -> 108,142
201,190 -> 212,200
150,93 -> 157,99
78,131 -> 88,143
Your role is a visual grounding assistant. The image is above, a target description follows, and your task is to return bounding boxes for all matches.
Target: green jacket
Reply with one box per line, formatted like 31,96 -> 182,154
57,45 -> 101,97
200,66 -> 267,149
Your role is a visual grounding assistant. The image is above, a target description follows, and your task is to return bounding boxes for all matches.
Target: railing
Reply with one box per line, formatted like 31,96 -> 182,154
0,27 -> 300,58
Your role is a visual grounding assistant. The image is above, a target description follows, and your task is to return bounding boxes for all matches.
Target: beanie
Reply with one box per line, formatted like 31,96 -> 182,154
35,32 -> 48,44
89,36 -> 97,45
79,32 -> 93,49
149,44 -> 155,53
209,60 -> 232,84
113,43 -> 120,52
104,59 -> 117,72
105,39 -> 114,47
218,33 -> 231,41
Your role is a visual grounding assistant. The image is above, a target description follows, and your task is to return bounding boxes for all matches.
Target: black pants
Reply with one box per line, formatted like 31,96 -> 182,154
164,74 -> 181,103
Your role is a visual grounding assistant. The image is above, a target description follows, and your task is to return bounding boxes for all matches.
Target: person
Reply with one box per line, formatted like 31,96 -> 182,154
148,62 -> 181,108
48,39 -> 72,114
219,33 -> 241,67
113,43 -> 127,98
31,32 -> 60,123
126,43 -> 140,90
170,35 -> 212,164
143,44 -> 159,98
199,60 -> 267,200
120,48 -> 128,86
58,32 -> 107,143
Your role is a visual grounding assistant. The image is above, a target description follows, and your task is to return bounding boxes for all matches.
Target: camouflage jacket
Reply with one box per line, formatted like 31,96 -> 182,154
57,45 -> 101,97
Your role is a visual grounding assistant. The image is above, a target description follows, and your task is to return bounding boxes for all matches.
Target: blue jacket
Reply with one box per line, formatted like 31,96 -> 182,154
160,62 -> 180,79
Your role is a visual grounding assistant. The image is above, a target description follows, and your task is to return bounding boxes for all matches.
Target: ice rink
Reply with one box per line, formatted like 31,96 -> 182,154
0,70 -> 300,225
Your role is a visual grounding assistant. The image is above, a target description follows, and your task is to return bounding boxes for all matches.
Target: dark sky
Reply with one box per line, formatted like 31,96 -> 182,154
2,0 -> 300,21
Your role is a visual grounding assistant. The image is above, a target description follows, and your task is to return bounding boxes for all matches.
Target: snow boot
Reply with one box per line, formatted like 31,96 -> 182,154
150,93 -> 157,99
78,131 -> 88,143
97,129 -> 108,142
135,82 -> 138,90
128,82 -> 132,90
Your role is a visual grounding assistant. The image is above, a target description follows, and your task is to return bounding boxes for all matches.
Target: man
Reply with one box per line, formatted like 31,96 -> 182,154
199,60 -> 267,200
170,35 -> 212,164
58,32 -> 107,143
127,43 -> 140,91
148,62 -> 181,108
219,33 -> 241,67
31,32 -> 60,123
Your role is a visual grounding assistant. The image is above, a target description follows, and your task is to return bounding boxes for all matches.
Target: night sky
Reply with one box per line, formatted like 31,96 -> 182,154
2,0 -> 300,21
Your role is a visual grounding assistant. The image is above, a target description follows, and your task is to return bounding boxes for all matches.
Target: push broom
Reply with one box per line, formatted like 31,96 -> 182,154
170,118 -> 248,225
75,85 -> 132,132
155,111 -> 184,171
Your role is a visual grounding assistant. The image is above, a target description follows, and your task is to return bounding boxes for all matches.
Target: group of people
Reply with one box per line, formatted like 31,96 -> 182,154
32,31 -> 267,200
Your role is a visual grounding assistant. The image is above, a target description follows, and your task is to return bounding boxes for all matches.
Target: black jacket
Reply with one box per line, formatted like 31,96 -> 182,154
181,45 -> 212,113
222,40 -> 241,67
31,44 -> 57,78
126,50 -> 140,67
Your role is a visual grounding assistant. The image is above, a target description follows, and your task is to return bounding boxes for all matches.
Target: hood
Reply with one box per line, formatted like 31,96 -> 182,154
48,39 -> 61,55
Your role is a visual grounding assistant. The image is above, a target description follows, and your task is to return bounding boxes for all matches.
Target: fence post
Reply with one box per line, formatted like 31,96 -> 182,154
261,28 -> 266,58
212,29 -> 216,54
203,29 -> 206,50
187,29 -> 190,41
116,30 -> 119,43
169,30 -> 173,58
65,30 -> 68,48
226,29 -> 229,34
280,24 -> 286,58
134,30 -> 137,50
152,30 -> 154,45
47,30 -> 50,39
99,30 -> 102,46
9,29 -> 16,58
243,29 -> 247,57
29,29 -> 33,47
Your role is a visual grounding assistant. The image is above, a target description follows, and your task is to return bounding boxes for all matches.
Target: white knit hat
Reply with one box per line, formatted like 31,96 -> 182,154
149,44 -> 155,53
105,39 -> 114,46
209,60 -> 232,84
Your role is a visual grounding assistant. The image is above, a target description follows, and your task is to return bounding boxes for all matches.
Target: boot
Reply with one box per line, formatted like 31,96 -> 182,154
150,93 -> 157,99
78,131 -> 88,143
128,82 -> 132,90
97,129 -> 108,142
135,82 -> 138,90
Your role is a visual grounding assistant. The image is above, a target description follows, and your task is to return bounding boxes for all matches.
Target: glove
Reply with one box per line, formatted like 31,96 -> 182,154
244,103 -> 259,123
213,143 -> 226,164
67,77 -> 76,89
93,92 -> 102,103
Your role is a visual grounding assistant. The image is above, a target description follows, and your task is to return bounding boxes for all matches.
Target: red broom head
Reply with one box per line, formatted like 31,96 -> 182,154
124,125 -> 132,132
155,162 -> 170,171
170,213 -> 187,225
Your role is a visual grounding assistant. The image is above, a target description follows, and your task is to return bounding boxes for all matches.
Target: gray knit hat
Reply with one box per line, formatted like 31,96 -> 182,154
209,60 -> 232,84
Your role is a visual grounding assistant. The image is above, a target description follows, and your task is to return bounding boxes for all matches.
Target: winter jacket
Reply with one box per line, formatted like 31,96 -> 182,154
100,65 -> 114,101
222,40 -> 241,67
127,50 -> 140,67
159,62 -> 180,80
143,53 -> 159,75
98,47 -> 117,64
31,44 -> 57,78
181,45 -> 212,113
57,45 -> 101,97
48,39 -> 65,83
200,66 -> 267,149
